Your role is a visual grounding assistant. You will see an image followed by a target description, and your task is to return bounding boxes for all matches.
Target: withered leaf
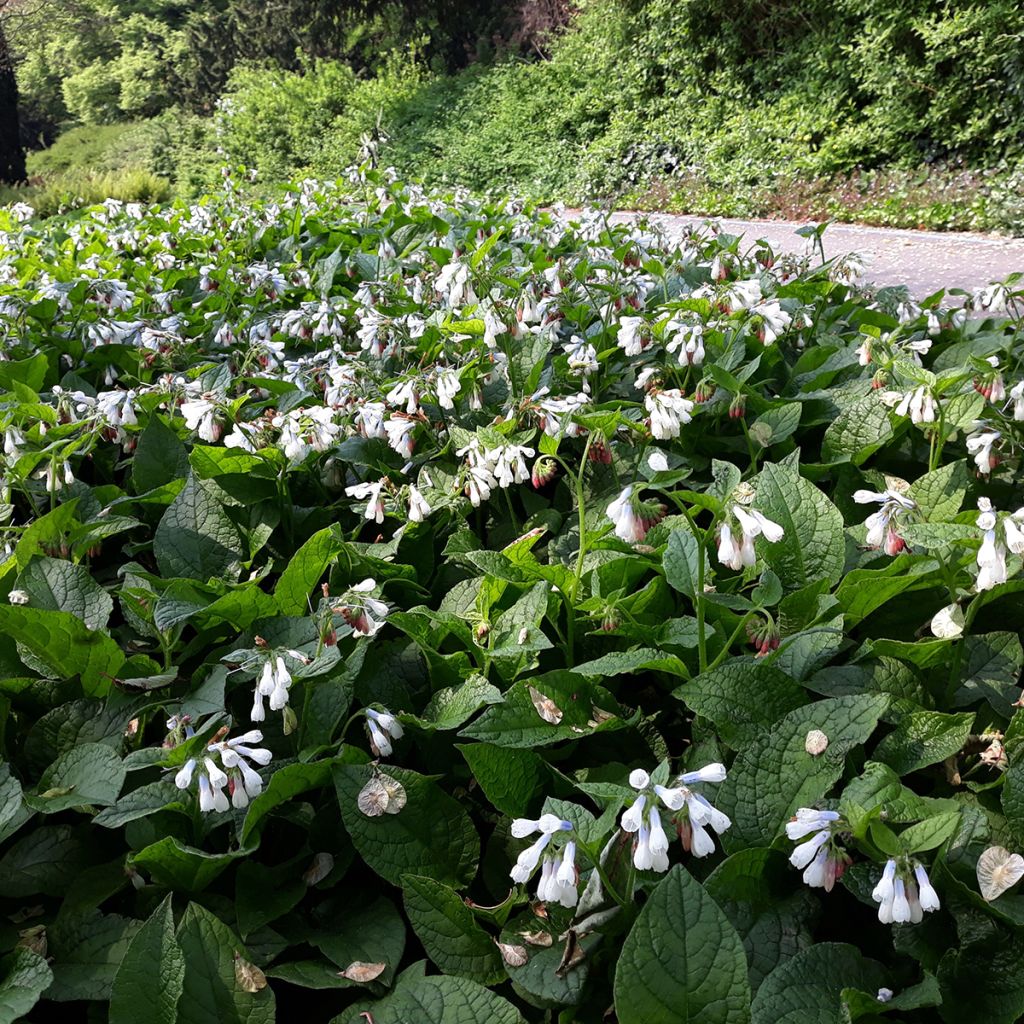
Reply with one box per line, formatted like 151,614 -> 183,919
339,961 -> 387,983
495,940 -> 528,967
519,929 -> 554,947
357,776 -> 391,817
234,952 -> 267,992
554,929 -> 587,978
379,773 -> 407,815
528,686 -> 563,725
303,851 -> 334,886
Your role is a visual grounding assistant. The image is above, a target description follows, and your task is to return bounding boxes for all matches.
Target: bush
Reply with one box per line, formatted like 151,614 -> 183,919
1,171 -> 1024,1021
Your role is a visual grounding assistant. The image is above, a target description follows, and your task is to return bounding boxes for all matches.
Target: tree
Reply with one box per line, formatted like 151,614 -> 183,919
0,5 -> 27,183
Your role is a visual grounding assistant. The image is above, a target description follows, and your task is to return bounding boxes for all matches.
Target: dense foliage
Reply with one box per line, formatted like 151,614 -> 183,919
7,0 -> 1024,231
1,171 -> 1024,1023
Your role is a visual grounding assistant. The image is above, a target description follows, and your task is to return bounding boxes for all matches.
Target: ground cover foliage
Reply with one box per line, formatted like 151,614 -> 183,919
1,170 -> 1024,1022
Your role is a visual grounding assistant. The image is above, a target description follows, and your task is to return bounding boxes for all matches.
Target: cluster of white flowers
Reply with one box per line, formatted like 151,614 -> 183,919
716,504 -> 785,570
168,720 -> 272,812
975,498 -> 1024,592
621,765 -> 730,869
786,809 -> 849,891
509,814 -> 578,907
872,858 -> 940,924
365,707 -> 404,758
853,488 -> 916,555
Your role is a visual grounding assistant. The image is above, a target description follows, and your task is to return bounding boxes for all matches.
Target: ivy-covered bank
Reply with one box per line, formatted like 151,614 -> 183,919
0,172 -> 1023,1023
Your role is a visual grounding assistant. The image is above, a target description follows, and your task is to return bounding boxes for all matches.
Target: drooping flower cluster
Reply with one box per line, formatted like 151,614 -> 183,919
975,498 -> 1024,591
365,707 -> 404,758
249,646 -> 309,722
716,503 -> 785,570
605,487 -> 667,544
621,765 -> 730,870
509,814 -> 578,907
786,808 -> 850,891
872,858 -> 941,924
167,719 -> 273,812
854,487 -> 916,555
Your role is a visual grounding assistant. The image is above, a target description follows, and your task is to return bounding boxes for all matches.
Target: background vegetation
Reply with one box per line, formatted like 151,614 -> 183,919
4,0 -> 1024,231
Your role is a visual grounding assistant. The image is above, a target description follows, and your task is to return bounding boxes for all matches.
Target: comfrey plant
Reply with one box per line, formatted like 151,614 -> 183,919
4,174 -> 1024,1023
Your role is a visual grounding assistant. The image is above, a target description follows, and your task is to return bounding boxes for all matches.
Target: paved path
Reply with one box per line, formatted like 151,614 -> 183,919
604,212 -> 1024,300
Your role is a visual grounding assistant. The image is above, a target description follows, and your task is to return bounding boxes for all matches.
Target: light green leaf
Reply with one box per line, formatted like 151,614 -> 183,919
457,744 -> 547,817
274,527 -> 339,614
0,604 -> 125,696
415,675 -> 503,730
754,463 -> 845,590
109,895 -> 184,1024
899,811 -> 961,853
613,864 -> 751,1024
908,460 -> 970,520
28,742 -> 125,813
821,395 -> 893,464
402,874 -> 505,984
663,527 -> 707,600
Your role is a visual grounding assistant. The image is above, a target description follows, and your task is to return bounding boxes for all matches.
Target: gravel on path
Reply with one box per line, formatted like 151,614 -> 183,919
600,211 -> 1024,301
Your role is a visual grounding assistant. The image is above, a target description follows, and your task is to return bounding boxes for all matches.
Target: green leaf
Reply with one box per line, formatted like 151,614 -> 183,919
310,895 -> 406,988
457,744 -> 547,817
663,527 -> 707,600
132,837 -> 252,892
109,895 -> 184,1024
176,903 -> 275,1024
28,742 -> 126,813
749,403 -> 802,448
874,711 -> 975,774
334,764 -> 479,887
274,527 -> 339,614
938,928 -> 1024,1024
0,824 -> 90,897
240,759 -> 336,844
821,395 -> 893,464
415,675 -> 503,730
47,910 -> 142,1002
0,604 -> 125,696
573,647 -> 689,679
613,864 -> 751,1024
402,874 -> 505,984
675,660 -> 807,748
133,414 -> 189,492
343,971 -> 524,1024
0,949 -> 53,1024
751,943 -> 886,1024
15,556 -> 113,630
955,632 -> 1023,714
235,861 -> 306,937
754,462 -> 845,590
704,848 -> 816,992
908,460 -> 970,520
153,473 -> 243,581
459,672 -> 627,748
899,811 -> 961,853
93,781 -> 184,828
717,694 -> 889,849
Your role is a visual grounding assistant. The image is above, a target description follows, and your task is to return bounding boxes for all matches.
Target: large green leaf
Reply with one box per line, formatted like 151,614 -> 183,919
274,526 -> 339,614
753,462 -> 845,590
613,864 -> 751,1024
0,949 -> 53,1024
874,711 -> 975,774
109,895 -> 184,1024
457,743 -> 547,817
821,394 -> 893,465
15,556 -> 113,630
28,742 -> 126,813
153,473 -> 243,581
716,694 -> 889,849
342,970 -> 524,1024
751,943 -> 886,1024
403,874 -> 505,984
676,660 -> 808,747
47,910 -> 142,1002
0,604 -> 125,696
132,837 -> 253,892
334,764 -> 479,886
176,904 -> 275,1024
